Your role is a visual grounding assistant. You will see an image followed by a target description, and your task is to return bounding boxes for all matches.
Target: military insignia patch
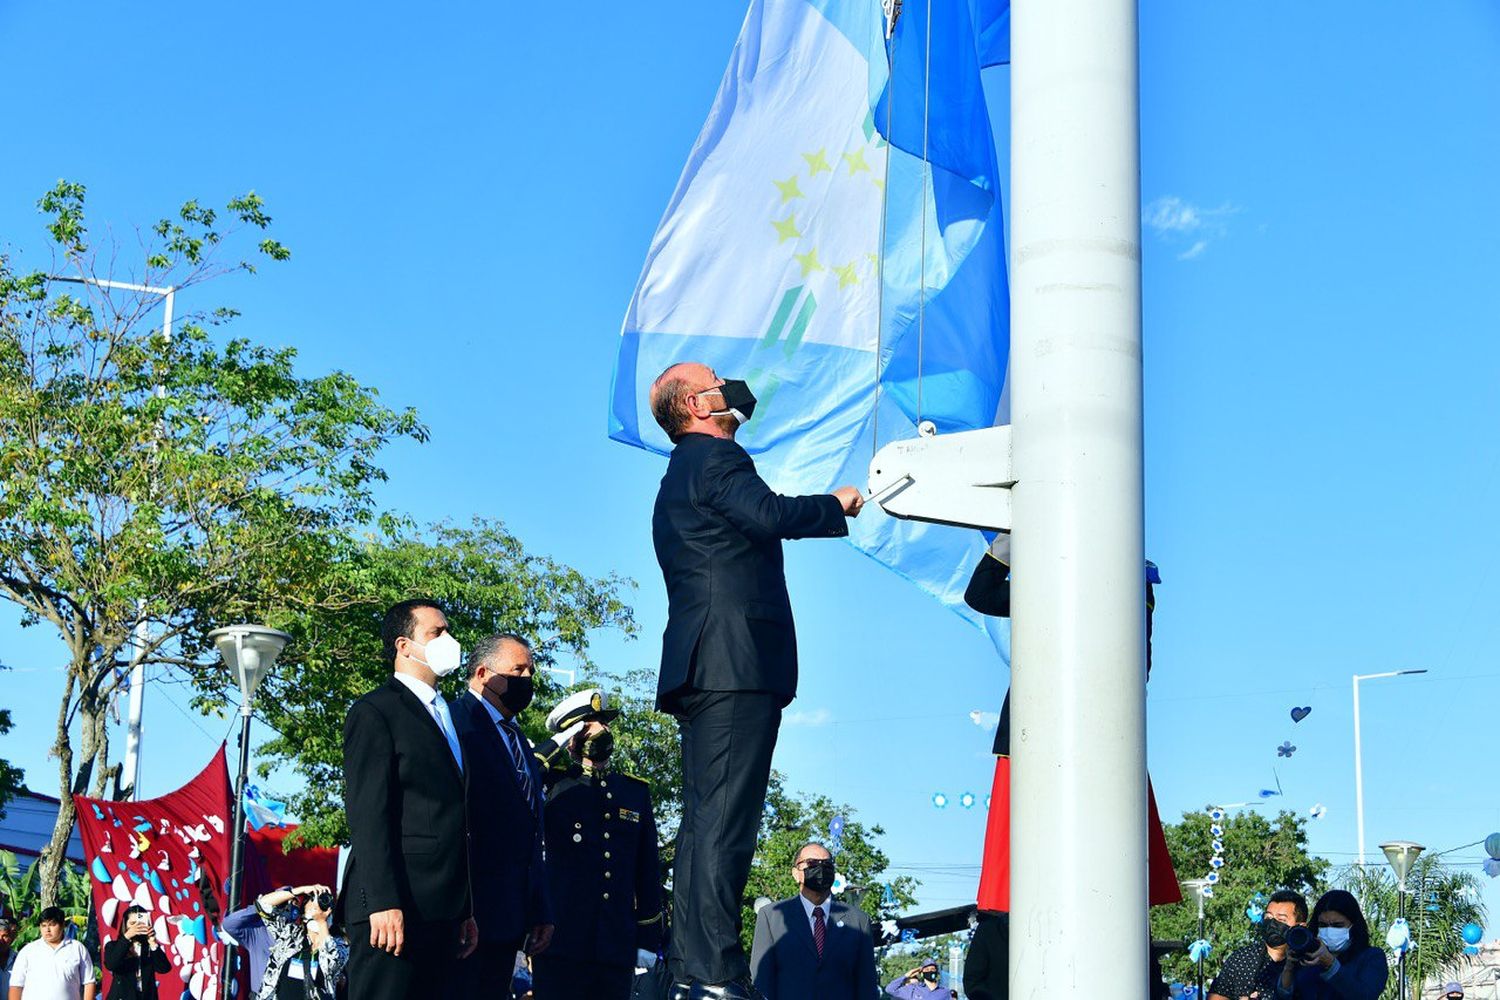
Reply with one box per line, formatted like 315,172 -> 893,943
619,808 -> 641,823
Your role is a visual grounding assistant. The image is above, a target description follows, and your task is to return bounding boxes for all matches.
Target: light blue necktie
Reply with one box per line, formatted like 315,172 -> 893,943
497,718 -> 535,810
429,695 -> 464,773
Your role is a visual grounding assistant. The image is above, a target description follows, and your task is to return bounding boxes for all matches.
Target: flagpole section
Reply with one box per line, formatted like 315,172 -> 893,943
1009,0 -> 1147,998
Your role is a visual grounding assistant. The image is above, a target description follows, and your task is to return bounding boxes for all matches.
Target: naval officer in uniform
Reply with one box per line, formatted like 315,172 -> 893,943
531,689 -> 665,1000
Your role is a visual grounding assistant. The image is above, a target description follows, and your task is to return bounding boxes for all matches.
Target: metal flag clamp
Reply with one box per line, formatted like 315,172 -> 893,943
866,422 -> 1015,532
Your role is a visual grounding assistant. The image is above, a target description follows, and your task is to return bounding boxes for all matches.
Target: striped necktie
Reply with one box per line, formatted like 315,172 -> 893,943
497,717 -> 535,809
813,904 -> 826,959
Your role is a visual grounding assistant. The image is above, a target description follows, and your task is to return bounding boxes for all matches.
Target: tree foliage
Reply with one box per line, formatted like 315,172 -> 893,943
0,181 -> 423,902
1339,858 -> 1486,1000
0,696 -> 23,818
1151,809 -> 1330,984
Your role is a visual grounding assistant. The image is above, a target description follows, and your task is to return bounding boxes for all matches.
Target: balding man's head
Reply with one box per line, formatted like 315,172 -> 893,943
650,362 -> 720,442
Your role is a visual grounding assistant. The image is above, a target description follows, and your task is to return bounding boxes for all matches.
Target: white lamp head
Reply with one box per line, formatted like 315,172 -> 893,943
209,624 -> 292,711
1379,841 -> 1426,884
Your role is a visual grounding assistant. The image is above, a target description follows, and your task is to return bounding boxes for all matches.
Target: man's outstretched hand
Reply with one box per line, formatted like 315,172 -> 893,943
833,486 -> 864,517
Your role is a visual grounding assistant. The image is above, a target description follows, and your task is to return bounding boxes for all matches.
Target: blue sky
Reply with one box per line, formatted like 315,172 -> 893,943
2,0 -> 1499,931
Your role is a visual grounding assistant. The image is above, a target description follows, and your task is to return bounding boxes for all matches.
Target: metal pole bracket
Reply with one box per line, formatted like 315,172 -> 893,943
866,424 -> 1014,532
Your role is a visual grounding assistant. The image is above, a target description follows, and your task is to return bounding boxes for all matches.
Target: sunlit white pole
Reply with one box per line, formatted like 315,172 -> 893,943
1009,0 -> 1146,998
1352,669 -> 1428,867
47,275 -> 174,800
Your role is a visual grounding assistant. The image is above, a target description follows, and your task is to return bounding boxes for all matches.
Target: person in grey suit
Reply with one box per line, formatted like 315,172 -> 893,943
749,842 -> 878,1000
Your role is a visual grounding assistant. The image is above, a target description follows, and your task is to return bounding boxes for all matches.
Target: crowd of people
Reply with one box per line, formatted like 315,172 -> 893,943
1,362 -> 1438,1000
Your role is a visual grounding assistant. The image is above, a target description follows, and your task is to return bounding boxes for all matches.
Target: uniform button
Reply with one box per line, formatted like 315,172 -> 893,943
605,871 -> 612,879
606,792 -> 613,799
573,834 -> 582,843
574,822 -> 582,829
603,893 -> 610,900
604,852 -> 611,860
604,833 -> 610,840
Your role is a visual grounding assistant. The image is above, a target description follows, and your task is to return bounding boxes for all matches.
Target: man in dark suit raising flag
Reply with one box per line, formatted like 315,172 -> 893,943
648,362 -> 863,1000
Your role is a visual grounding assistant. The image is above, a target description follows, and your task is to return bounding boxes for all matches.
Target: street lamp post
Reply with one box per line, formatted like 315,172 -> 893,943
210,624 -> 291,1000
1352,670 -> 1427,867
1381,841 -> 1425,1000
46,274 -> 175,801
1181,878 -> 1210,999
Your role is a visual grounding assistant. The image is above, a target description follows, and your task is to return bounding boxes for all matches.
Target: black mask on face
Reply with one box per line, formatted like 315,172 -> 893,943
1259,917 -> 1290,948
706,379 -> 757,425
499,674 -> 534,714
923,970 -> 940,983
582,730 -> 614,762
801,859 -> 835,893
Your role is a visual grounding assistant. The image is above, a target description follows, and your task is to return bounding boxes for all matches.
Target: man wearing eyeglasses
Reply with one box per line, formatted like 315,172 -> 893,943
748,843 -> 876,1000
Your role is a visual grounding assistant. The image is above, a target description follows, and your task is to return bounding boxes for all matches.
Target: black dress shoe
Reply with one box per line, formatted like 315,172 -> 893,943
687,977 -> 764,1000
669,982 -> 693,1000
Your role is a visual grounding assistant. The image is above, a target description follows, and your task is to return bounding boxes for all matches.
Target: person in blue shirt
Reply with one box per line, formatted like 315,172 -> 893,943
1275,889 -> 1388,999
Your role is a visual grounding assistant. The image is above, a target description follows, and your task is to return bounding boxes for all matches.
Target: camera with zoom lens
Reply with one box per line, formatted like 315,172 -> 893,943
314,890 -> 335,912
1283,924 -> 1318,958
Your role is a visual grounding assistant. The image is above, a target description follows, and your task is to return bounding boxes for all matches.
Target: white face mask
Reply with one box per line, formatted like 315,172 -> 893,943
1318,927 -> 1351,952
409,632 -> 463,677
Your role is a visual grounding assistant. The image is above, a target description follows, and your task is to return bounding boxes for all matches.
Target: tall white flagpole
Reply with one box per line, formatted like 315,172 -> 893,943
1009,0 -> 1148,996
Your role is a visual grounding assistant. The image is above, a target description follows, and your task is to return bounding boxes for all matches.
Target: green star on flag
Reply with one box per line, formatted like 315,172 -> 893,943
802,149 -> 831,175
793,247 -> 824,276
774,175 -> 805,203
771,215 -> 802,243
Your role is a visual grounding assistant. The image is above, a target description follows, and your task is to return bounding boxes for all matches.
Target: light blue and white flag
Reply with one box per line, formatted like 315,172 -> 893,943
610,0 -> 1010,656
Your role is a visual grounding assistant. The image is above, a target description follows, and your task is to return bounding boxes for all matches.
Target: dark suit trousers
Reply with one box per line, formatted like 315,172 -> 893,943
347,917 -> 461,1000
532,954 -> 635,999
453,937 -> 524,999
670,690 -> 782,985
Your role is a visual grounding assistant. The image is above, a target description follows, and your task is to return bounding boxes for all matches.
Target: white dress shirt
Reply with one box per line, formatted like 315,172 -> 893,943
9,937 -> 94,1000
798,893 -> 831,935
393,672 -> 463,772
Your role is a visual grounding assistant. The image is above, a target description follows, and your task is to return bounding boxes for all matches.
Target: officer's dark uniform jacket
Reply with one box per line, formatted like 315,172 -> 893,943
541,765 -> 665,967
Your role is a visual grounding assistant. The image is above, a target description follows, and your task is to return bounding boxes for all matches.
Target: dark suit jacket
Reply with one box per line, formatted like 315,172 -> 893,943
541,768 -> 662,966
749,896 -> 877,1000
652,433 -> 847,710
449,690 -> 552,945
340,676 -> 471,926
103,938 -> 171,999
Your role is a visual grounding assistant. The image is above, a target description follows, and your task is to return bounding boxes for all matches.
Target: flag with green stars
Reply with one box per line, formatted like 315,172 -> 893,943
610,0 -> 1012,655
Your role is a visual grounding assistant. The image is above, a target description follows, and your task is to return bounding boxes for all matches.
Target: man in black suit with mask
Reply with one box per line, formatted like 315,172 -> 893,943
341,598 -> 479,1000
749,842 -> 878,1000
450,633 -> 554,998
649,362 -> 863,999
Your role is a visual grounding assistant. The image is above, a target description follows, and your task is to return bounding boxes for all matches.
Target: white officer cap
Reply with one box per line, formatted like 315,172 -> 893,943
545,687 -> 621,733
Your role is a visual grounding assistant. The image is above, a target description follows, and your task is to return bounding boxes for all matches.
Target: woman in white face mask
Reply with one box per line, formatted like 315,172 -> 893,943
1274,889 -> 1388,999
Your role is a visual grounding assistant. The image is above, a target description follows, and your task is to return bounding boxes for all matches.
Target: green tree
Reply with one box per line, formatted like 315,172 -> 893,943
1340,858 -> 1486,1000
0,696 -> 23,818
740,774 -> 920,956
0,182 -> 423,904
184,517 -> 638,847
1151,809 -> 1330,985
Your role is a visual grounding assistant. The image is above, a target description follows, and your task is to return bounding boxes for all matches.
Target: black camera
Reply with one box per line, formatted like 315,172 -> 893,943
314,890 -> 335,912
1283,924 -> 1318,957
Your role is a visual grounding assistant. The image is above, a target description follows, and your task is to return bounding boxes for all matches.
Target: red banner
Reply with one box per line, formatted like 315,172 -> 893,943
74,746 -> 234,1000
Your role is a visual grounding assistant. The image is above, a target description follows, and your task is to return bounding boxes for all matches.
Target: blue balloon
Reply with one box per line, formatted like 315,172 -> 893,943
1486,832 -> 1500,862
1462,922 -> 1483,945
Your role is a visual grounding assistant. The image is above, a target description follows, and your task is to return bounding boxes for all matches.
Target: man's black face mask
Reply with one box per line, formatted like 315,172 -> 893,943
801,859 -> 835,892
1259,917 -> 1290,947
704,379 -> 757,425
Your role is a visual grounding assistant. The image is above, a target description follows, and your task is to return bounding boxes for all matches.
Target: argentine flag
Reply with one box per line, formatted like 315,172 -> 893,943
611,0 -> 1011,653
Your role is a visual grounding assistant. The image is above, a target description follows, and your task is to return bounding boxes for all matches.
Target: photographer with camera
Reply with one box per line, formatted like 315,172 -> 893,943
886,958 -> 945,998
1207,890 -> 1307,1000
254,884 -> 349,1000
102,905 -> 170,999
1273,890 -> 1387,999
